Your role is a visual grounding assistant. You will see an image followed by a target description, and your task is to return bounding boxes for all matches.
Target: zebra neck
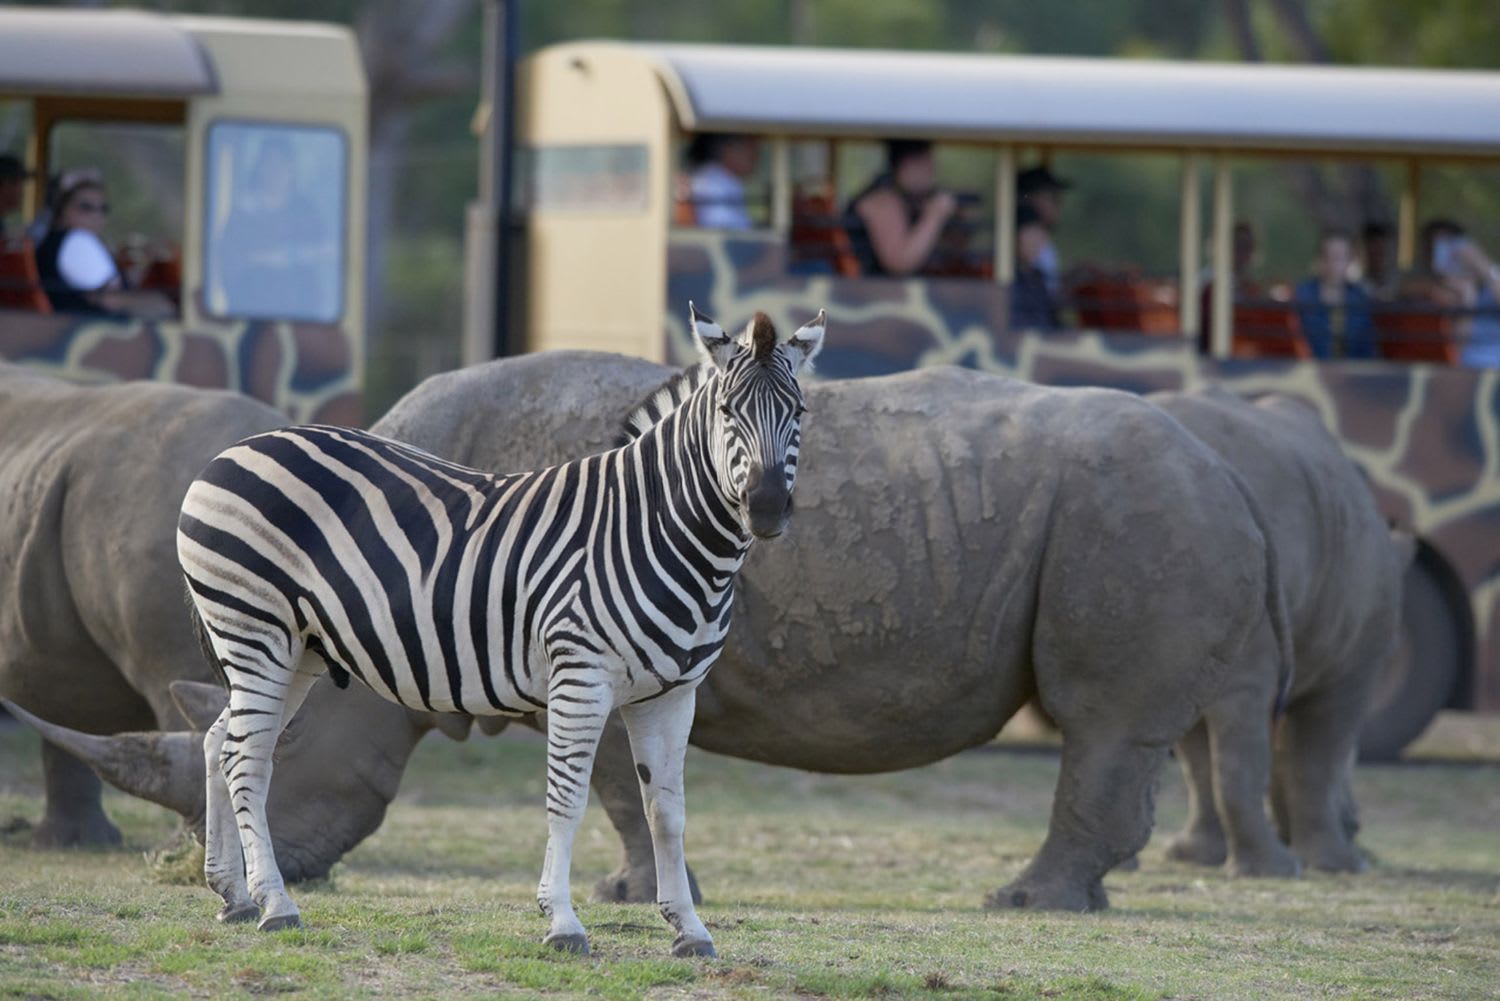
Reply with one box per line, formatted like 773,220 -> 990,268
632,390 -> 751,566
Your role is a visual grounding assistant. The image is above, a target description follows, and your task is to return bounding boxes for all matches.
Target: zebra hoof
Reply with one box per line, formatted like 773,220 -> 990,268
543,932 -> 590,955
217,902 -> 260,924
257,912 -> 302,933
671,935 -> 717,959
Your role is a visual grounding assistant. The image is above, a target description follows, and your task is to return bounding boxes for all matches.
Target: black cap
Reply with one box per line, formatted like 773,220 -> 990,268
1017,165 -> 1071,196
1016,203 -> 1046,230
0,154 -> 34,182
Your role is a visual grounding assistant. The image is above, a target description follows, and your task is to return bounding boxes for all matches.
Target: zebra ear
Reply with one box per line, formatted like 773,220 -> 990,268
689,301 -> 736,371
782,309 -> 826,374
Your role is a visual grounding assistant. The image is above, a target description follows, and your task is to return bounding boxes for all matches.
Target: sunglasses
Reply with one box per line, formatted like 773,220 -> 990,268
73,200 -> 110,215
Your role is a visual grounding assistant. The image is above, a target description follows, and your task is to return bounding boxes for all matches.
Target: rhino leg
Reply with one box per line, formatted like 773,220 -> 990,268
31,740 -> 123,849
987,732 -> 1166,912
1204,673 -> 1301,879
1271,688 -> 1367,873
1165,720 -> 1228,867
580,712 -> 702,905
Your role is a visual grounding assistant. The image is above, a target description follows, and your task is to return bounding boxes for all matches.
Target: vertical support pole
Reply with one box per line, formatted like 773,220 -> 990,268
1210,154 -> 1234,360
1178,153 -> 1201,339
770,137 -> 791,233
1398,159 -> 1420,271
994,145 -> 1017,286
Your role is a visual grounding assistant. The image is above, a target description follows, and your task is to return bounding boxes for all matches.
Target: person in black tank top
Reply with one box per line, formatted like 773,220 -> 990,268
844,139 -> 957,277
35,173 -> 123,315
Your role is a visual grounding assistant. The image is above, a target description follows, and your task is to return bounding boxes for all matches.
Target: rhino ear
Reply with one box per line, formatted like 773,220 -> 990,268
170,680 -> 228,730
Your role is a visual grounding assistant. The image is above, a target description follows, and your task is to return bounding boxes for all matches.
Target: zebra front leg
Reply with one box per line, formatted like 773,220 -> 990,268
537,667 -> 612,955
620,686 -> 715,958
203,709 -> 256,923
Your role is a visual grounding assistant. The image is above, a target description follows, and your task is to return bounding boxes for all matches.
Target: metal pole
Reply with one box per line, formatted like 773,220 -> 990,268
488,0 -> 518,359
994,145 -> 1016,285
1398,159 -> 1419,271
1210,155 -> 1233,359
1178,153 -> 1201,339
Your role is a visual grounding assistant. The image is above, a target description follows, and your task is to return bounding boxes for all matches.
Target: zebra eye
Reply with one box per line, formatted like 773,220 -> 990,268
718,404 -> 734,419
795,405 -> 809,417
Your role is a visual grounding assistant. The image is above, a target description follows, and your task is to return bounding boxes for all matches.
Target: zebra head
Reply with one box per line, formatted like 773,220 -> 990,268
690,302 -> 825,540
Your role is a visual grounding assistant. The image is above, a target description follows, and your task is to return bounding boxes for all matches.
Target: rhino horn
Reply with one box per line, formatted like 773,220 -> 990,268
1,699 -> 205,821
170,680 -> 228,730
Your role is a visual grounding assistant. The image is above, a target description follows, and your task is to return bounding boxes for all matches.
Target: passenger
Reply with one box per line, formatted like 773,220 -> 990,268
684,134 -> 759,230
34,169 -> 172,318
1360,220 -> 1397,300
1016,165 -> 1071,295
0,153 -> 31,242
845,139 -> 956,277
1404,220 -> 1500,368
1295,228 -> 1376,360
1010,205 -> 1060,332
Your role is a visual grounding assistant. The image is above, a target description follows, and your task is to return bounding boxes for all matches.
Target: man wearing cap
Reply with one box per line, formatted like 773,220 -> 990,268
1017,165 -> 1071,298
0,153 -> 34,242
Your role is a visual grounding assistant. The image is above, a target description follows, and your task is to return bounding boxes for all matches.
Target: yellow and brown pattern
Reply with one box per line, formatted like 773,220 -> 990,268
667,230 -> 1500,712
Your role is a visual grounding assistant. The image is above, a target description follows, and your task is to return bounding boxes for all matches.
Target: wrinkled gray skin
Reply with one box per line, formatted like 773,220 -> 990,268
0,364 -> 467,880
377,351 -> 1291,911
1149,388 -> 1405,877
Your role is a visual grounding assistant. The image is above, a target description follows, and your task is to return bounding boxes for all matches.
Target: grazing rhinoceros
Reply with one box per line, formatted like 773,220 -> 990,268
374,350 -> 1295,911
1149,387 -> 1406,877
0,364 -> 470,880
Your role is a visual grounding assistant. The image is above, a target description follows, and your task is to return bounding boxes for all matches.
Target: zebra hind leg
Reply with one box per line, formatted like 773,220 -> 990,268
536,650 -> 614,955
203,708 -> 256,923
620,686 -> 716,958
220,658 -> 323,932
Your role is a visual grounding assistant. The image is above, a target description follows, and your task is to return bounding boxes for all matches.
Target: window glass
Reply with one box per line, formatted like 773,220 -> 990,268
204,122 -> 346,323
519,144 -> 649,214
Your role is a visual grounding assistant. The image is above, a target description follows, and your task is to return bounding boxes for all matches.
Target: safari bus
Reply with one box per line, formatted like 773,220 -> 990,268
0,7 -> 366,425
511,42 -> 1500,757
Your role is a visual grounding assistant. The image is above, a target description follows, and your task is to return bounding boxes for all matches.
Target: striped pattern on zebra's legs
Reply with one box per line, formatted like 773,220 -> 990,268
202,708 -> 256,923
620,686 -> 714,957
536,655 -> 613,954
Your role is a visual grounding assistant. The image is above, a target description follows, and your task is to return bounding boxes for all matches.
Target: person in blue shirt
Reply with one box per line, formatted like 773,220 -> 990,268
1295,228 -> 1376,359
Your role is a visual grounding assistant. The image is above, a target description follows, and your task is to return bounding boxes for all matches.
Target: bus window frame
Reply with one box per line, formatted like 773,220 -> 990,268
200,115 -> 351,326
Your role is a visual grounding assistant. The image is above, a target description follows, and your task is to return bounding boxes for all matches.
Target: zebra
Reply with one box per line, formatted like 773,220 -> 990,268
175,304 -> 825,957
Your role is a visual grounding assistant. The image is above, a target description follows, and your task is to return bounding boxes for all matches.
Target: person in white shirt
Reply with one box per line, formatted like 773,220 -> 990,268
685,134 -> 760,230
34,170 -> 171,318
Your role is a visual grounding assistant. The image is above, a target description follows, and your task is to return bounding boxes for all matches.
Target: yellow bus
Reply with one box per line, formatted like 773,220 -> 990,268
0,7 -> 367,424
512,41 -> 1500,755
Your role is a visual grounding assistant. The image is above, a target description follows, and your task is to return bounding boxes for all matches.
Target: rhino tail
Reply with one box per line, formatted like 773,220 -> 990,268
1225,466 -> 1297,717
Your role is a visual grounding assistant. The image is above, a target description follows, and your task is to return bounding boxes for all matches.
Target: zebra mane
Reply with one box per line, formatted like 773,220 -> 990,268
616,362 -> 715,446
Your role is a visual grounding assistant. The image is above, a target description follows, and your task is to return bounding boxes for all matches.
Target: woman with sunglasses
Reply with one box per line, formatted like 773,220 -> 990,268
35,170 -> 170,317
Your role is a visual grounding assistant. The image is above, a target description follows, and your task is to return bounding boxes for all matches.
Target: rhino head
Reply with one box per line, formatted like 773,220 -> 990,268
4,678 -> 471,882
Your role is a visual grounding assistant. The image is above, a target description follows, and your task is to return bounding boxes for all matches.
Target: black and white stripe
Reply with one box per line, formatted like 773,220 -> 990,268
177,303 -> 825,955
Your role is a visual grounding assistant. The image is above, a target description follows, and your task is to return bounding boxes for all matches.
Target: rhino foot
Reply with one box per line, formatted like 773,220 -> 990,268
1112,854 -> 1141,873
1229,843 -> 1302,879
30,812 -> 122,849
985,877 -> 1108,913
1294,837 -> 1367,875
1165,828 -> 1228,867
543,931 -> 590,955
592,863 -> 702,906
217,901 -> 260,924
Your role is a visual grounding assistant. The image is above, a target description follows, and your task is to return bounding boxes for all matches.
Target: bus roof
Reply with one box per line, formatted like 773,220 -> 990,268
0,8 -> 363,102
585,42 -> 1500,157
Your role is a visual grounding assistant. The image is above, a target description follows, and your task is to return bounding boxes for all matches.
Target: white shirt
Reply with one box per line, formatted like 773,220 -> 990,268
56,229 -> 120,290
690,163 -> 752,230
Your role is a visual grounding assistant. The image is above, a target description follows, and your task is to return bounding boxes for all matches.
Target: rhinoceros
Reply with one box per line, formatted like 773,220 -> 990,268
0,364 -> 470,879
1149,387 -> 1405,877
373,350 -> 1294,911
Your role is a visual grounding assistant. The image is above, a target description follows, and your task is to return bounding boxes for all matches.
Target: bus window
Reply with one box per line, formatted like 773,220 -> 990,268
204,122 -> 346,324
674,133 -> 767,230
521,143 -> 650,215
1404,165 -> 1500,368
1044,151 -> 1183,337
47,119 -> 185,313
819,139 -> 994,280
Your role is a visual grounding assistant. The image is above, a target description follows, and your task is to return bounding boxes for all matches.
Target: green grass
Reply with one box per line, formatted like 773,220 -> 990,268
1,717 -> 1497,1000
